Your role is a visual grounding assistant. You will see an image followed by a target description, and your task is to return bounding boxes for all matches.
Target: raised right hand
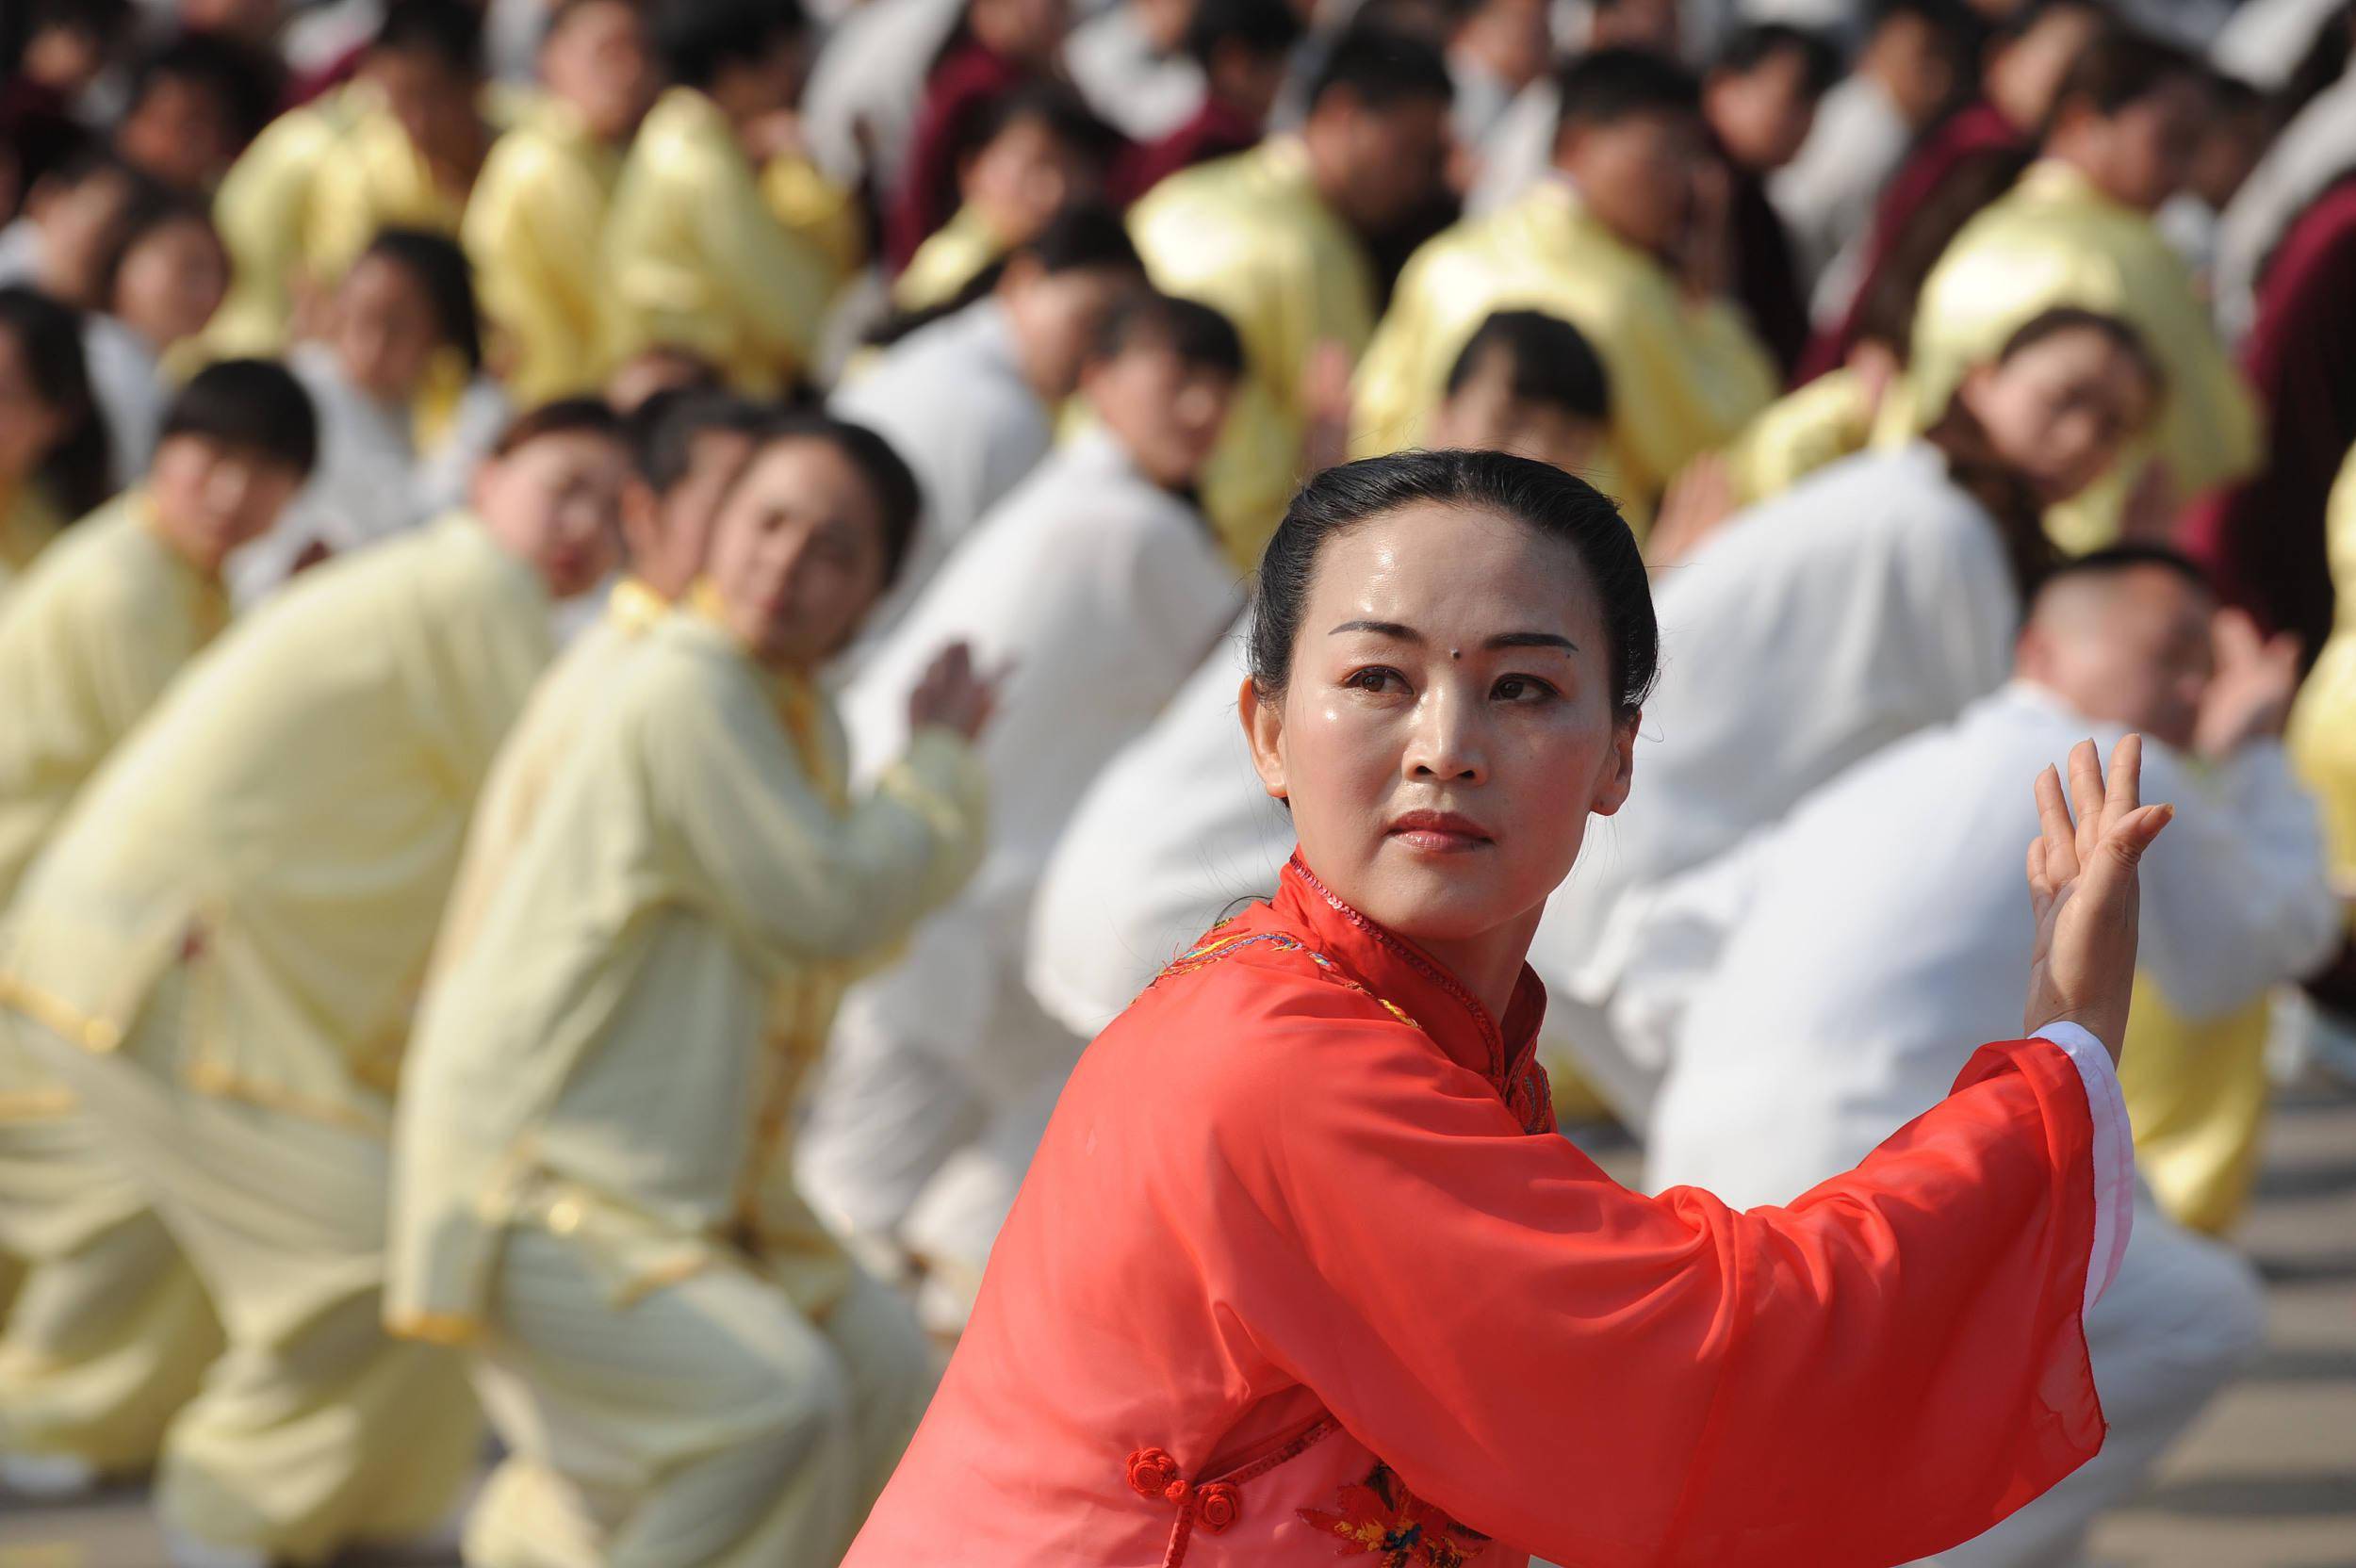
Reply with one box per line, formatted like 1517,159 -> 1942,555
2021,736 -> 2175,1065
908,641 -> 999,742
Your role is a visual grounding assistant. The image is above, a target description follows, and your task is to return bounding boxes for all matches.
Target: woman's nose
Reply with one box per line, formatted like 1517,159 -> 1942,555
1404,687 -> 1485,782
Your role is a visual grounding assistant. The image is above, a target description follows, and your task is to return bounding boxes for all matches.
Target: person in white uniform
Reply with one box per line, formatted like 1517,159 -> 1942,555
1640,546 -> 2338,1568
799,292 -> 1244,1326
829,204 -> 1144,647
1525,305 -> 2161,1120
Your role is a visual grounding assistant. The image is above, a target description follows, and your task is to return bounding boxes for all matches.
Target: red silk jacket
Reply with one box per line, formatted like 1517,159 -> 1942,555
845,855 -> 2110,1566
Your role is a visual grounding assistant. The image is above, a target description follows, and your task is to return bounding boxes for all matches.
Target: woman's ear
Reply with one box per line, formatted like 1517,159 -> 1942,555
1238,676 -> 1288,802
1589,710 -> 1639,818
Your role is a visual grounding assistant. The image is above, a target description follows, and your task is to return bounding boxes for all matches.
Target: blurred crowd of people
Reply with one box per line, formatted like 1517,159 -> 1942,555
0,0 -> 2352,1562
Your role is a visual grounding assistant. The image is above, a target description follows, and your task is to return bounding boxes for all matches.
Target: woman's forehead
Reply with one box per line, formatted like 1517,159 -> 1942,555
1306,502 -> 1598,633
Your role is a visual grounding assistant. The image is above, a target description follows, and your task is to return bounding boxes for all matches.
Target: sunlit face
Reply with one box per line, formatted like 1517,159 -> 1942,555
542,0 -> 657,143
1002,262 -> 1137,402
1085,342 -> 1235,489
472,429 -> 630,599
625,427 -> 757,598
964,117 -> 1094,243
1960,326 -> 2155,506
2021,565 -> 2214,751
1430,364 -> 1605,477
31,168 -> 136,307
1243,502 -> 1636,953
112,218 -> 229,349
706,437 -> 892,668
1705,47 -> 1819,172
1558,107 -> 1705,257
147,435 -> 303,572
0,328 -> 71,483
1986,7 -> 2102,132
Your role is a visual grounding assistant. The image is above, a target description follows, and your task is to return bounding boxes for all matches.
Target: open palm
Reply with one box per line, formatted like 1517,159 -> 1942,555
2023,736 -> 2176,1064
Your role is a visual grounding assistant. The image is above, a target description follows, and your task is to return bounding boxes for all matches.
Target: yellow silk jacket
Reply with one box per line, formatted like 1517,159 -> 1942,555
463,95 -> 627,403
604,88 -> 838,396
1352,180 -> 1777,525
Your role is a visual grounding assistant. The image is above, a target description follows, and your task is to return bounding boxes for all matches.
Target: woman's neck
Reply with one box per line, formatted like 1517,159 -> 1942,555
1407,908 -> 1543,1030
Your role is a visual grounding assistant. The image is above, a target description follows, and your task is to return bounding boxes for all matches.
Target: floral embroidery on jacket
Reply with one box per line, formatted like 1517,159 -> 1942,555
1298,1463 -> 1487,1566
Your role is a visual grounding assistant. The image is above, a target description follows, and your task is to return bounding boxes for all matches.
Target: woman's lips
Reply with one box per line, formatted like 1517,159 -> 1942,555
1385,809 -> 1493,853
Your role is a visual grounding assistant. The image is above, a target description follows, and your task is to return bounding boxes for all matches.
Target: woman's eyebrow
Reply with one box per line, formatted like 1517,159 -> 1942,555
1487,631 -> 1579,653
1329,619 -> 1418,640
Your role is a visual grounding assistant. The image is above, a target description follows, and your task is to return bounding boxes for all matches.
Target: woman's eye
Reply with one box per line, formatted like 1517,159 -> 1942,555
1494,676 -> 1558,703
1346,666 -> 1404,694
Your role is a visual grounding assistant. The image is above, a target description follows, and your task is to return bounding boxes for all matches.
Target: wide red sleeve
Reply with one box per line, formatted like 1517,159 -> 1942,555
1206,1011 -> 2110,1568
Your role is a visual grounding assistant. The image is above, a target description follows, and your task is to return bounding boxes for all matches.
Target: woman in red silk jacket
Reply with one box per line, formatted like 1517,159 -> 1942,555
844,449 -> 2158,1567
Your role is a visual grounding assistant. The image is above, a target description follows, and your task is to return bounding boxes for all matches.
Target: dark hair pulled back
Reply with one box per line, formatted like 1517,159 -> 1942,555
1248,449 -> 1657,721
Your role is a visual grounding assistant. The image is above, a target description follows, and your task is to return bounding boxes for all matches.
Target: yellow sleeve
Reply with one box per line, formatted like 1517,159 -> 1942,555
464,136 -> 610,403
687,134 -> 833,373
1608,288 -> 1779,498
644,662 -> 989,963
761,153 -> 866,292
209,106 -> 341,355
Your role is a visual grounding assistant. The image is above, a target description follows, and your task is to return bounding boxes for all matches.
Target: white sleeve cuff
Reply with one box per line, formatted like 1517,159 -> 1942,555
2033,1021 -> 2135,1318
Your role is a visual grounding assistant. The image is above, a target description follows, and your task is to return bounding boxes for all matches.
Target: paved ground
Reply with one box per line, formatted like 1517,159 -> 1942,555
3,1071 -> 2350,1568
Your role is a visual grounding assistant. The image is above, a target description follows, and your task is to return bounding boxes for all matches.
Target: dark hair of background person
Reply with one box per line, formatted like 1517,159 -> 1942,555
1925,305 -> 2163,605
90,179 -> 221,312
0,285 -> 111,520
864,199 -> 1143,348
124,29 -> 287,155
1555,45 -> 1702,140
746,409 -> 925,587
2040,20 -> 2202,137
359,226 -> 485,372
160,357 -> 321,478
948,80 -> 1123,187
490,395 -> 629,459
627,386 -> 772,490
1186,0 -> 1307,73
1710,22 -> 1843,103
371,0 -> 489,75
1306,23 -> 1456,112
650,0 -> 804,91
1249,448 -> 1659,721
1444,309 -> 1613,425
1089,290 -> 1246,377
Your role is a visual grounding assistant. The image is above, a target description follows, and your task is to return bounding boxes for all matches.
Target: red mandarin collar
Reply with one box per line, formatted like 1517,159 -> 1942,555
1271,853 -> 1549,1102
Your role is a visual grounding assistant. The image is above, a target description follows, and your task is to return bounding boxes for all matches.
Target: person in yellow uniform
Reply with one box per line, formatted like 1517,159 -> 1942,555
2292,444 -> 2356,891
605,0 -> 842,397
464,0 -> 659,404
0,362 -> 315,1498
1129,24 -> 1455,567
210,1 -> 500,356
0,287 -> 113,597
1900,24 -> 2261,552
434,386 -> 768,965
390,414 -> 990,1568
0,400 -> 630,1568
1352,46 -> 1778,531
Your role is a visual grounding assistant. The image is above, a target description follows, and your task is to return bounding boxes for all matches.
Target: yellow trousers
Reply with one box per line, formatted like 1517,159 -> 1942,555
463,1218 -> 934,1568
19,976 -> 482,1563
0,1026 -> 222,1475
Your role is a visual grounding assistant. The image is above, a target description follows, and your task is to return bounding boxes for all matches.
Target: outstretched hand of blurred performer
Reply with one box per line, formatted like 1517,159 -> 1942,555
2026,735 -> 2173,1062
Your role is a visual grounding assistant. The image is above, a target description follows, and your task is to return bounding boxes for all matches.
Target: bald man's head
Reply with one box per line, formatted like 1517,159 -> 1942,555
2015,547 -> 2215,750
